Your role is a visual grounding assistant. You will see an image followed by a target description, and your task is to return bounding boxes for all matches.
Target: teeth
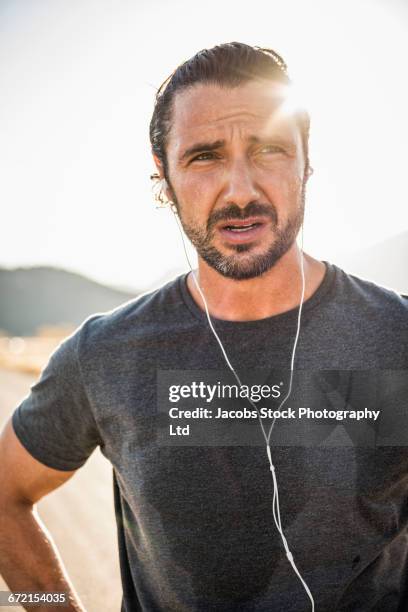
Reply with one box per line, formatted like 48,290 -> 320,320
227,223 -> 256,232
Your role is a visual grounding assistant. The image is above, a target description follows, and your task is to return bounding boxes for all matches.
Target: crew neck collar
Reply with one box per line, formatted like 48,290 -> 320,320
178,261 -> 337,331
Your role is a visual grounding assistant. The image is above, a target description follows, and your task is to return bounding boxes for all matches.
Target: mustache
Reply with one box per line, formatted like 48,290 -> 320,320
207,202 -> 278,232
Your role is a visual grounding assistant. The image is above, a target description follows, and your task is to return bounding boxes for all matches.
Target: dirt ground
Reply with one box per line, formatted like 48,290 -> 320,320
0,368 -> 122,612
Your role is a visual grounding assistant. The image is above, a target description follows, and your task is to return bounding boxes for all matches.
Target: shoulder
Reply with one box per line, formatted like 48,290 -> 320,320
332,264 -> 408,322
311,263 -> 408,366
327,265 -> 407,362
71,274 -> 187,355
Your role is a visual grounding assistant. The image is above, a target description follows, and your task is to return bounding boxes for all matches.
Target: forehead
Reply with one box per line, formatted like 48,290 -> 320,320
167,80 -> 301,152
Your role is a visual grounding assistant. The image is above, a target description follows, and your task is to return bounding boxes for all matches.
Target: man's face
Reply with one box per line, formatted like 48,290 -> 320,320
163,80 -> 308,280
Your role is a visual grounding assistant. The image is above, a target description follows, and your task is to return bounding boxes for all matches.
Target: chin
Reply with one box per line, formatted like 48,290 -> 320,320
200,238 -> 294,281
207,253 -> 284,281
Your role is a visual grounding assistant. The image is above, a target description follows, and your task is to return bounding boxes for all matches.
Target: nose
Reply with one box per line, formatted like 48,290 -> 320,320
221,159 -> 261,209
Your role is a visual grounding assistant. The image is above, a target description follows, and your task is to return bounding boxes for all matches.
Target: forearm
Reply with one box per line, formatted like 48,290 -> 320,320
0,503 -> 85,611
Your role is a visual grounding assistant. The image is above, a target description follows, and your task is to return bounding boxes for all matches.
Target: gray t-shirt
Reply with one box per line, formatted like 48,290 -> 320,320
12,263 -> 408,611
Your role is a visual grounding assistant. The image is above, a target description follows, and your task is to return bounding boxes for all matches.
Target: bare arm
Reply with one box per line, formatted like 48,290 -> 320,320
0,418 -> 86,611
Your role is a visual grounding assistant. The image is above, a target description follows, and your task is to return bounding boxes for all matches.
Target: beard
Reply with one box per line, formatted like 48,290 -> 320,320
172,186 -> 306,281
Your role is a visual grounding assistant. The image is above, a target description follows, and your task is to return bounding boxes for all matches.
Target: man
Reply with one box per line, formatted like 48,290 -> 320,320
0,42 -> 407,612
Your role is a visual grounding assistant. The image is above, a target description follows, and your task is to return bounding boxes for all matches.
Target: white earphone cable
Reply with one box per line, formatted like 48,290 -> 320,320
172,208 -> 314,611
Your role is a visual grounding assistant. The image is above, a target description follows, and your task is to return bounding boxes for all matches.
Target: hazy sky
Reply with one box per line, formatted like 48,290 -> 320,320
1,0 -> 407,291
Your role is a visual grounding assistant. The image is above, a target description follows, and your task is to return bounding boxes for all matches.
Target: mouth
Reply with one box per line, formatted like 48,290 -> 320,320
218,217 -> 269,244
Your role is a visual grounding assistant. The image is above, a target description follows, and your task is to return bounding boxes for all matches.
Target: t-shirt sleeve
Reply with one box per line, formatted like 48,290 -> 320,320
12,328 -> 103,471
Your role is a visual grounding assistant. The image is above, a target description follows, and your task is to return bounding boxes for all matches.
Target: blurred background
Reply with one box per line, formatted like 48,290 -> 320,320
0,0 -> 407,610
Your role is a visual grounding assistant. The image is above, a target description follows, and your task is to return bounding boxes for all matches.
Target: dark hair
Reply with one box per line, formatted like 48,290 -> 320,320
149,42 -> 310,178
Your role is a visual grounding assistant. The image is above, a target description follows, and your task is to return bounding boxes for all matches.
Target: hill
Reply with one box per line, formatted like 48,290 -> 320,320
0,266 -> 137,336
1,232 -> 406,337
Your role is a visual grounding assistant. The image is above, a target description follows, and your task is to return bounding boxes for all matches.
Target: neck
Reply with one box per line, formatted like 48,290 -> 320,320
186,244 -> 326,321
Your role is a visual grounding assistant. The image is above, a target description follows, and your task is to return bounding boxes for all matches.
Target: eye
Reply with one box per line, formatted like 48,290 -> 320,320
259,145 -> 285,155
190,152 -> 219,162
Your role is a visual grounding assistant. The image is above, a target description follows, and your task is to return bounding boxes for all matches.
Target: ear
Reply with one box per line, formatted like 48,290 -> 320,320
305,163 -> 314,180
152,153 -> 165,180
151,153 -> 174,205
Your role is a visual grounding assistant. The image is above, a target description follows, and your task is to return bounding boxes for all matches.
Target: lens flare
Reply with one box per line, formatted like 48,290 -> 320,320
278,82 -> 308,117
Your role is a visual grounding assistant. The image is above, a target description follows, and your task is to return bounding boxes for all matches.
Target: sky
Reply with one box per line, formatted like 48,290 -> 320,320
1,0 -> 407,292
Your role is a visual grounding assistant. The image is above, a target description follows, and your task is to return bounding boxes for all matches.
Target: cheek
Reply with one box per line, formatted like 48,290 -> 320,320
264,169 -> 304,205
173,174 -> 218,215
287,175 -> 305,200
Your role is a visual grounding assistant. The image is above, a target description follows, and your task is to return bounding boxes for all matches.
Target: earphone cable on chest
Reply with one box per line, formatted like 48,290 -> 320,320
172,208 -> 315,611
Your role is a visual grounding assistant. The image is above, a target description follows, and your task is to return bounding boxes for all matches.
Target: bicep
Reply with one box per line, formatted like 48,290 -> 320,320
0,418 -> 77,506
